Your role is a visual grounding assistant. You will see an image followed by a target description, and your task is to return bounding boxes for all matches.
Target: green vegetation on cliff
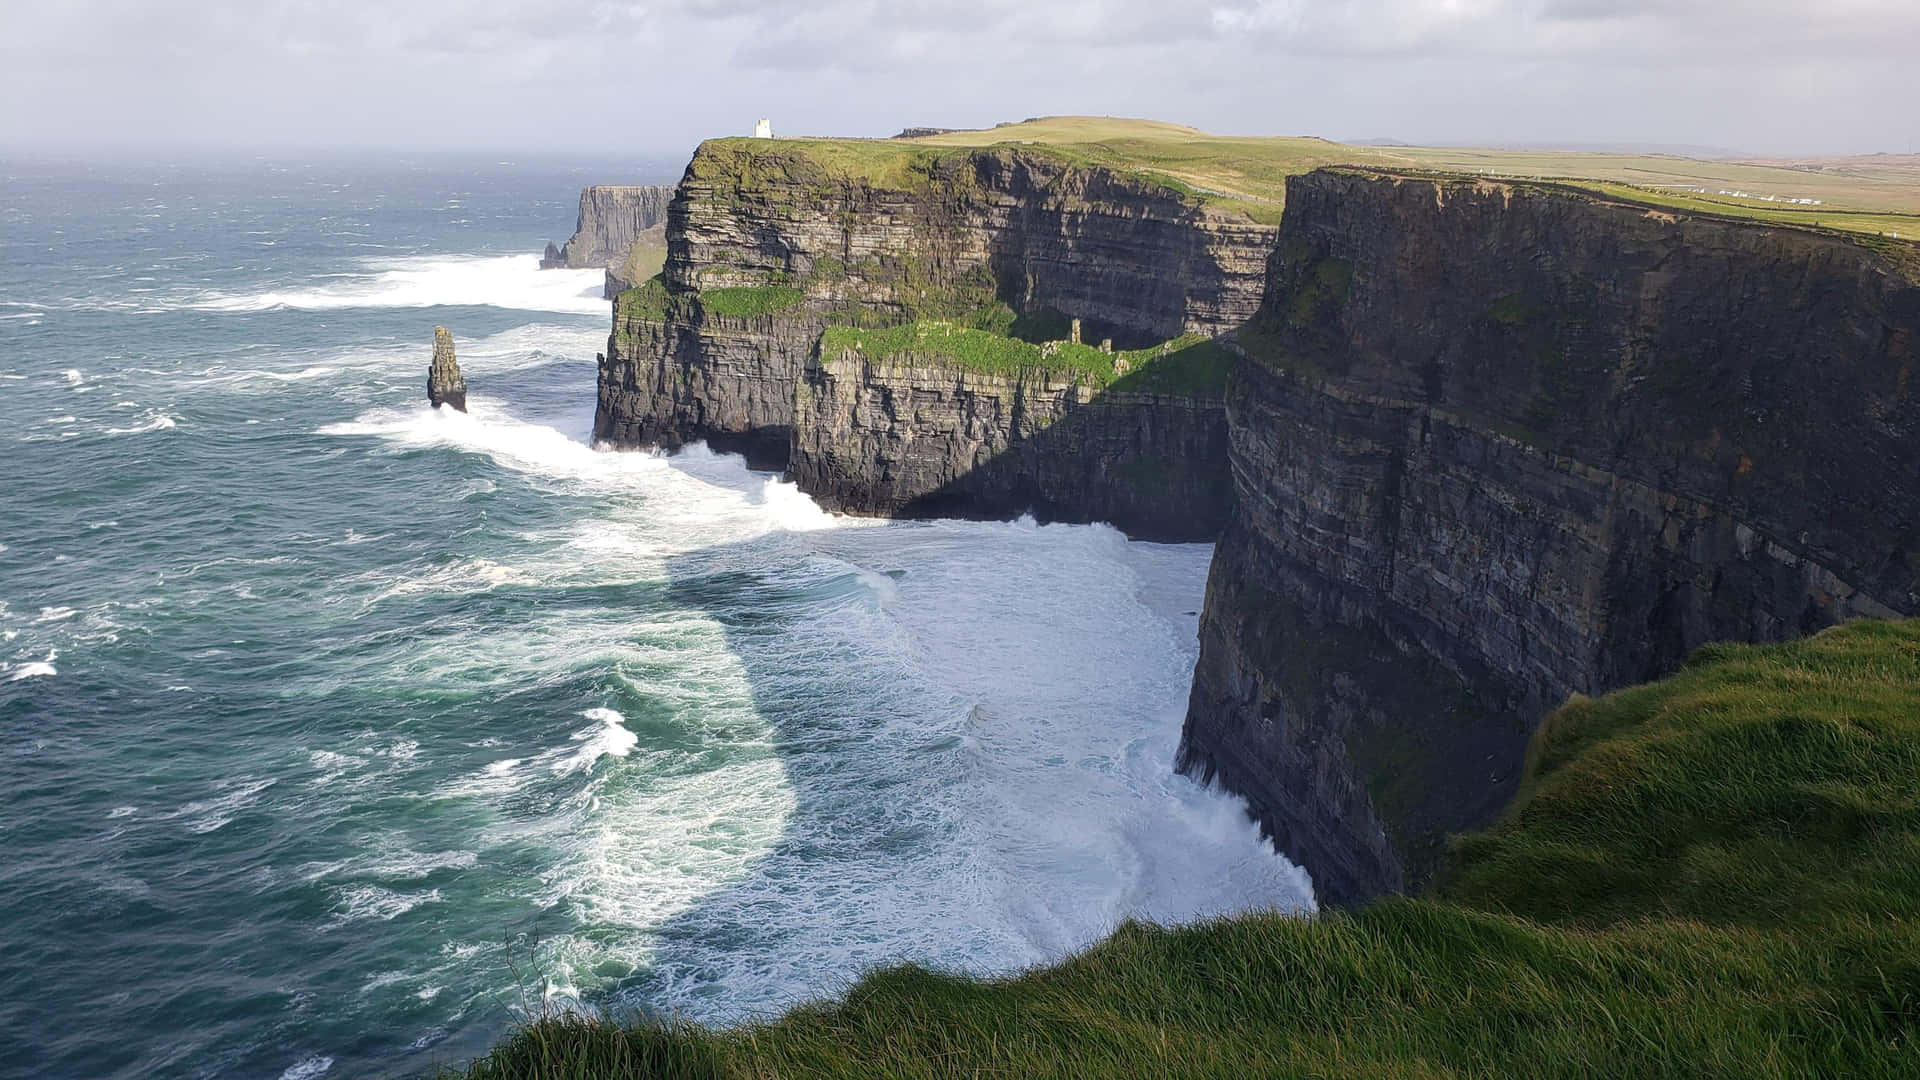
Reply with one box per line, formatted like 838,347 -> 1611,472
698,284 -> 805,318
820,322 -> 1234,396
692,116 -> 1920,238
443,618 -> 1920,1079
616,276 -> 671,321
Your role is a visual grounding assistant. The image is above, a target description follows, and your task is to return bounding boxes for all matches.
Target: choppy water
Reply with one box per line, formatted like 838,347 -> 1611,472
0,155 -> 1313,1079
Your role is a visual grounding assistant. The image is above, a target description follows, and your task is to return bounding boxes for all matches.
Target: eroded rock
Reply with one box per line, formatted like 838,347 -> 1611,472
427,326 -> 467,412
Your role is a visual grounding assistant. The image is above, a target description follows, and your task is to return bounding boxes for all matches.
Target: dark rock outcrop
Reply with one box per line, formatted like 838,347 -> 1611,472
1178,170 -> 1920,905
542,185 -> 675,270
788,351 -> 1231,541
427,325 -> 467,412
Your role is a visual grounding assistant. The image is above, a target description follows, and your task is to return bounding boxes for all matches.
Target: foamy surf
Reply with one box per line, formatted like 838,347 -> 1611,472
307,393 -> 1311,1024
559,707 -> 640,774
193,254 -> 606,315
103,411 -> 177,435
4,157 -> 1315,1078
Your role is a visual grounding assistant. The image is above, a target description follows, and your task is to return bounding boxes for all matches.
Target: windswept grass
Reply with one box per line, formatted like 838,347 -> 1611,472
615,275 -> 670,321
820,322 -> 1233,396
442,619 -> 1920,1079
697,116 -> 1920,237
697,285 -> 805,319
1445,618 -> 1920,931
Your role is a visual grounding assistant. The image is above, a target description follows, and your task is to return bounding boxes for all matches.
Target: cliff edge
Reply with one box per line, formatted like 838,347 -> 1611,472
587,134 -> 1920,906
595,140 -> 1276,539
1179,169 -> 1920,903
543,184 -> 676,297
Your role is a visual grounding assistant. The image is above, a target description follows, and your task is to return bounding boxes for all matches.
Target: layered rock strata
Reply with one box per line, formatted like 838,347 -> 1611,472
788,351 -> 1231,541
594,141 -> 1275,531
543,185 -> 674,269
427,325 -> 467,412
590,139 -> 1920,908
1179,170 -> 1920,904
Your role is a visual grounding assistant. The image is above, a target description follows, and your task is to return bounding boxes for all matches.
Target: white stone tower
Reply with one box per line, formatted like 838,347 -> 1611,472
753,117 -> 773,139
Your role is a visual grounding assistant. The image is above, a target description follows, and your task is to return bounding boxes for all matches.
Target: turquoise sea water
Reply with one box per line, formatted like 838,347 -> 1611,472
0,156 -> 1312,1079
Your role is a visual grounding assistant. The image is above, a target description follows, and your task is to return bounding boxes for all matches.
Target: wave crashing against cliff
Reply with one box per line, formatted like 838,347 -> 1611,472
591,136 -> 1920,907
321,389 -> 1313,1015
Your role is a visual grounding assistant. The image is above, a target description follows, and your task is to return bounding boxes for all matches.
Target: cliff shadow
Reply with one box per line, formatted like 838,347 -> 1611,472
792,341 -> 1242,544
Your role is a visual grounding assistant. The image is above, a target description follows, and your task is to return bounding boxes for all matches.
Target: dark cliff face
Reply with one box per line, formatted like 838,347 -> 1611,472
595,143 -> 1271,530
1180,170 -> 1920,905
788,351 -> 1232,541
592,147 -> 1920,906
544,185 -> 675,270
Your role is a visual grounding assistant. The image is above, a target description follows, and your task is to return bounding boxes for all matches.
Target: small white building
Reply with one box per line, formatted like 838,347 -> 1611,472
753,118 -> 773,139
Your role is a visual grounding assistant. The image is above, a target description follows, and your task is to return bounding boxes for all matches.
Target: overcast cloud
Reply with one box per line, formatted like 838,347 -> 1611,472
3,1 -> 1916,157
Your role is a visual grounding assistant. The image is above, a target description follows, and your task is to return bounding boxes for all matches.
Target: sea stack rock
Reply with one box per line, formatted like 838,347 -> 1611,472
427,326 -> 467,412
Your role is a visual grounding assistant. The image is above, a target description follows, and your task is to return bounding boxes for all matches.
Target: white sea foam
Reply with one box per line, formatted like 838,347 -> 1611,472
194,254 -> 605,315
101,410 -> 177,435
8,661 -> 57,681
304,329 -> 1310,1027
556,708 -> 640,775
279,1055 -> 334,1080
165,777 -> 276,834
362,556 -> 534,606
332,884 -> 444,923
299,848 -> 478,885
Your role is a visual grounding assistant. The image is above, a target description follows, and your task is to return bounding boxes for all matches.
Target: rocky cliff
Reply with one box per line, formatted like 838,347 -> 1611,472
590,139 -> 1920,907
594,140 -> 1275,535
788,346 -> 1232,541
543,185 -> 676,294
1178,170 -> 1920,904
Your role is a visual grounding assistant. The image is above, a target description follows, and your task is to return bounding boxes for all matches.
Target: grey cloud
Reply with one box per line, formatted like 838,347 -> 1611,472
0,0 -> 1913,155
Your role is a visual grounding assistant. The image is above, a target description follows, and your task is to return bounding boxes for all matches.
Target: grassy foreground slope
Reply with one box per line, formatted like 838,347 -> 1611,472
445,619 -> 1920,1079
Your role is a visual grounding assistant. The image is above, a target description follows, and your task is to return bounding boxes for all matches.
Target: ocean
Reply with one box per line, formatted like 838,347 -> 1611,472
0,154 -> 1312,1079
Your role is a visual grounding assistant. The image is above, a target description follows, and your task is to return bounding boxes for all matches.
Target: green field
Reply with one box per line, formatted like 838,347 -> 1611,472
707,116 -> 1920,240
441,618 -> 1920,1079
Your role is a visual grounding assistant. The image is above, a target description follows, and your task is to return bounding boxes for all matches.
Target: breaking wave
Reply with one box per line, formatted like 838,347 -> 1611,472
193,254 -> 606,315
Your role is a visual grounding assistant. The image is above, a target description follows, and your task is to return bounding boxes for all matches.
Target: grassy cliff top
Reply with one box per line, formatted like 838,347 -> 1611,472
696,116 -> 1920,238
444,617 -> 1920,1079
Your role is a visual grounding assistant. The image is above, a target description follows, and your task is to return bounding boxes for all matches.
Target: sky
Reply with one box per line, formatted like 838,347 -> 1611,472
3,0 -> 1917,158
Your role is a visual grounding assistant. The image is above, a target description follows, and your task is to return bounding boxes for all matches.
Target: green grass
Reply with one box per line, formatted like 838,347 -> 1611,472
819,322 -> 1233,395
1108,337 -> 1235,396
692,116 -> 1920,238
697,285 -> 805,318
1445,619 -> 1920,931
441,618 -> 1920,1079
615,275 -> 671,321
